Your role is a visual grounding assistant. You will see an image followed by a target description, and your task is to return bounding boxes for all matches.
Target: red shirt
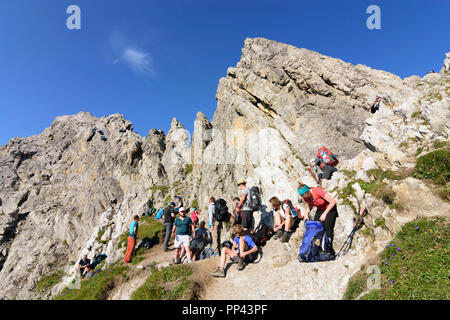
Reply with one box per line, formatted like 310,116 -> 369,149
303,187 -> 329,211
190,211 -> 199,222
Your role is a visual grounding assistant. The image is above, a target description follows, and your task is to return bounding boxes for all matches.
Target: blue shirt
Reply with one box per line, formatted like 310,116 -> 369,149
234,235 -> 256,251
174,216 -> 192,236
129,221 -> 139,237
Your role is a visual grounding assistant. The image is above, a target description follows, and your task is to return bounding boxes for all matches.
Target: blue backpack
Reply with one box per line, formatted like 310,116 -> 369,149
155,208 -> 164,219
298,221 -> 334,263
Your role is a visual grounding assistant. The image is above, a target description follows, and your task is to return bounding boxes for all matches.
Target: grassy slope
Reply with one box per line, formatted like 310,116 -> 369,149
55,217 -> 165,300
131,264 -> 193,300
344,217 -> 449,300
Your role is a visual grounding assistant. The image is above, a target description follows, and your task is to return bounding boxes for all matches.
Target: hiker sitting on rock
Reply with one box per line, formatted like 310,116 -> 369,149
78,255 -> 92,278
298,184 -> 338,256
171,207 -> 195,264
210,225 -> 258,278
191,221 -> 210,261
174,196 -> 183,213
270,197 -> 297,243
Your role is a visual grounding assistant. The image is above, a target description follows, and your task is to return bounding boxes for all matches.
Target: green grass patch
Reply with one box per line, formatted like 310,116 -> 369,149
341,170 -> 357,179
96,229 -> 108,245
411,111 -> 421,118
148,185 -> 169,197
191,198 -> 199,209
34,270 -> 64,293
424,91 -> 443,102
336,181 -> 359,214
437,184 -> 450,202
359,217 -> 449,300
131,264 -> 193,300
432,141 -> 448,150
117,217 -> 165,263
413,148 -> 450,186
343,272 -> 369,300
388,202 -> 404,211
375,217 -> 386,229
415,146 -> 424,156
366,169 -> 403,182
55,263 -> 129,300
185,164 -> 193,175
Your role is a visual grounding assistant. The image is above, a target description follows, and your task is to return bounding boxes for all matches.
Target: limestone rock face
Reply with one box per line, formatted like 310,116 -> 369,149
0,38 -> 449,300
442,52 -> 450,73
0,112 -> 168,299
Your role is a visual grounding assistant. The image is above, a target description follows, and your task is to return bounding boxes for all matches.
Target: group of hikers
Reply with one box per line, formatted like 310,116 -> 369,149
121,147 -> 342,278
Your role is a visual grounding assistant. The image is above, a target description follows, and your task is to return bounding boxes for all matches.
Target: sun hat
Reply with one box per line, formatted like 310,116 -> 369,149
237,179 -> 247,186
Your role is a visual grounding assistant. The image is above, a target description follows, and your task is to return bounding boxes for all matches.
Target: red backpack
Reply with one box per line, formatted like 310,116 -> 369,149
281,199 -> 302,220
317,147 -> 339,168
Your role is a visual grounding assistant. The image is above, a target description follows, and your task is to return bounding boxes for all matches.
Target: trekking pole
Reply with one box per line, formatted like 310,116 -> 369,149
335,205 -> 368,258
307,167 -> 321,186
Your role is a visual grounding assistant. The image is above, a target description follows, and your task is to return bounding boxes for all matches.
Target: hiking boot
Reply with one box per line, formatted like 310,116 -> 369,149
280,231 -> 291,243
210,267 -> 225,278
173,258 -> 180,265
273,230 -> 283,240
236,257 -> 245,271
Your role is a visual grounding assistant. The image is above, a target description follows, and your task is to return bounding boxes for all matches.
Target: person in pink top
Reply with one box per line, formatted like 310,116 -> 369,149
190,208 -> 200,227
298,184 -> 338,256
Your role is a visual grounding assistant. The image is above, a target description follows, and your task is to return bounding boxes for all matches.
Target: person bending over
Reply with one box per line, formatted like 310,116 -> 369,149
298,184 -> 338,256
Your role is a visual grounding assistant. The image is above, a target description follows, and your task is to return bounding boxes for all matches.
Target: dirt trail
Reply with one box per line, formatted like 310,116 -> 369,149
106,240 -> 222,300
105,232 -> 363,300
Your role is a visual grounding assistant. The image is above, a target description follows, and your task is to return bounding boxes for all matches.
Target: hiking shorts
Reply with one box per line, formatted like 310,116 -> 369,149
232,251 -> 258,264
241,210 -> 254,229
321,164 -> 337,180
174,235 -> 191,249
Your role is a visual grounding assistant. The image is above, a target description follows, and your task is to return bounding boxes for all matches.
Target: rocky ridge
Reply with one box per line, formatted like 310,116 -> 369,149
0,38 -> 448,300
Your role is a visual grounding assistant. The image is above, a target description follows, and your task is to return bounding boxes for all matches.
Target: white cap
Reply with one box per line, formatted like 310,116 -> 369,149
179,207 -> 186,212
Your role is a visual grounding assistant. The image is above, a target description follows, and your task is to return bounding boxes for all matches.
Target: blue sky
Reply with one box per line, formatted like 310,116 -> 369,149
0,0 -> 449,146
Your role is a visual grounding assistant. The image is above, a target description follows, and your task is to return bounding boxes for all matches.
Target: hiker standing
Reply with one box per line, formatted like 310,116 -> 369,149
210,225 -> 258,278
208,197 -> 222,254
163,202 -> 176,252
123,215 -> 139,263
370,95 -> 383,114
171,207 -> 196,264
298,184 -> 338,256
236,180 -> 254,233
174,196 -> 183,213
190,207 -> 200,228
231,196 -> 242,226
306,147 -> 339,184
270,197 -> 299,243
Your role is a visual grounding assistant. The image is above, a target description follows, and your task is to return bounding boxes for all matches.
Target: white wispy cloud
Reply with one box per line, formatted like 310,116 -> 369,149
114,48 -> 154,77
110,32 -> 155,78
